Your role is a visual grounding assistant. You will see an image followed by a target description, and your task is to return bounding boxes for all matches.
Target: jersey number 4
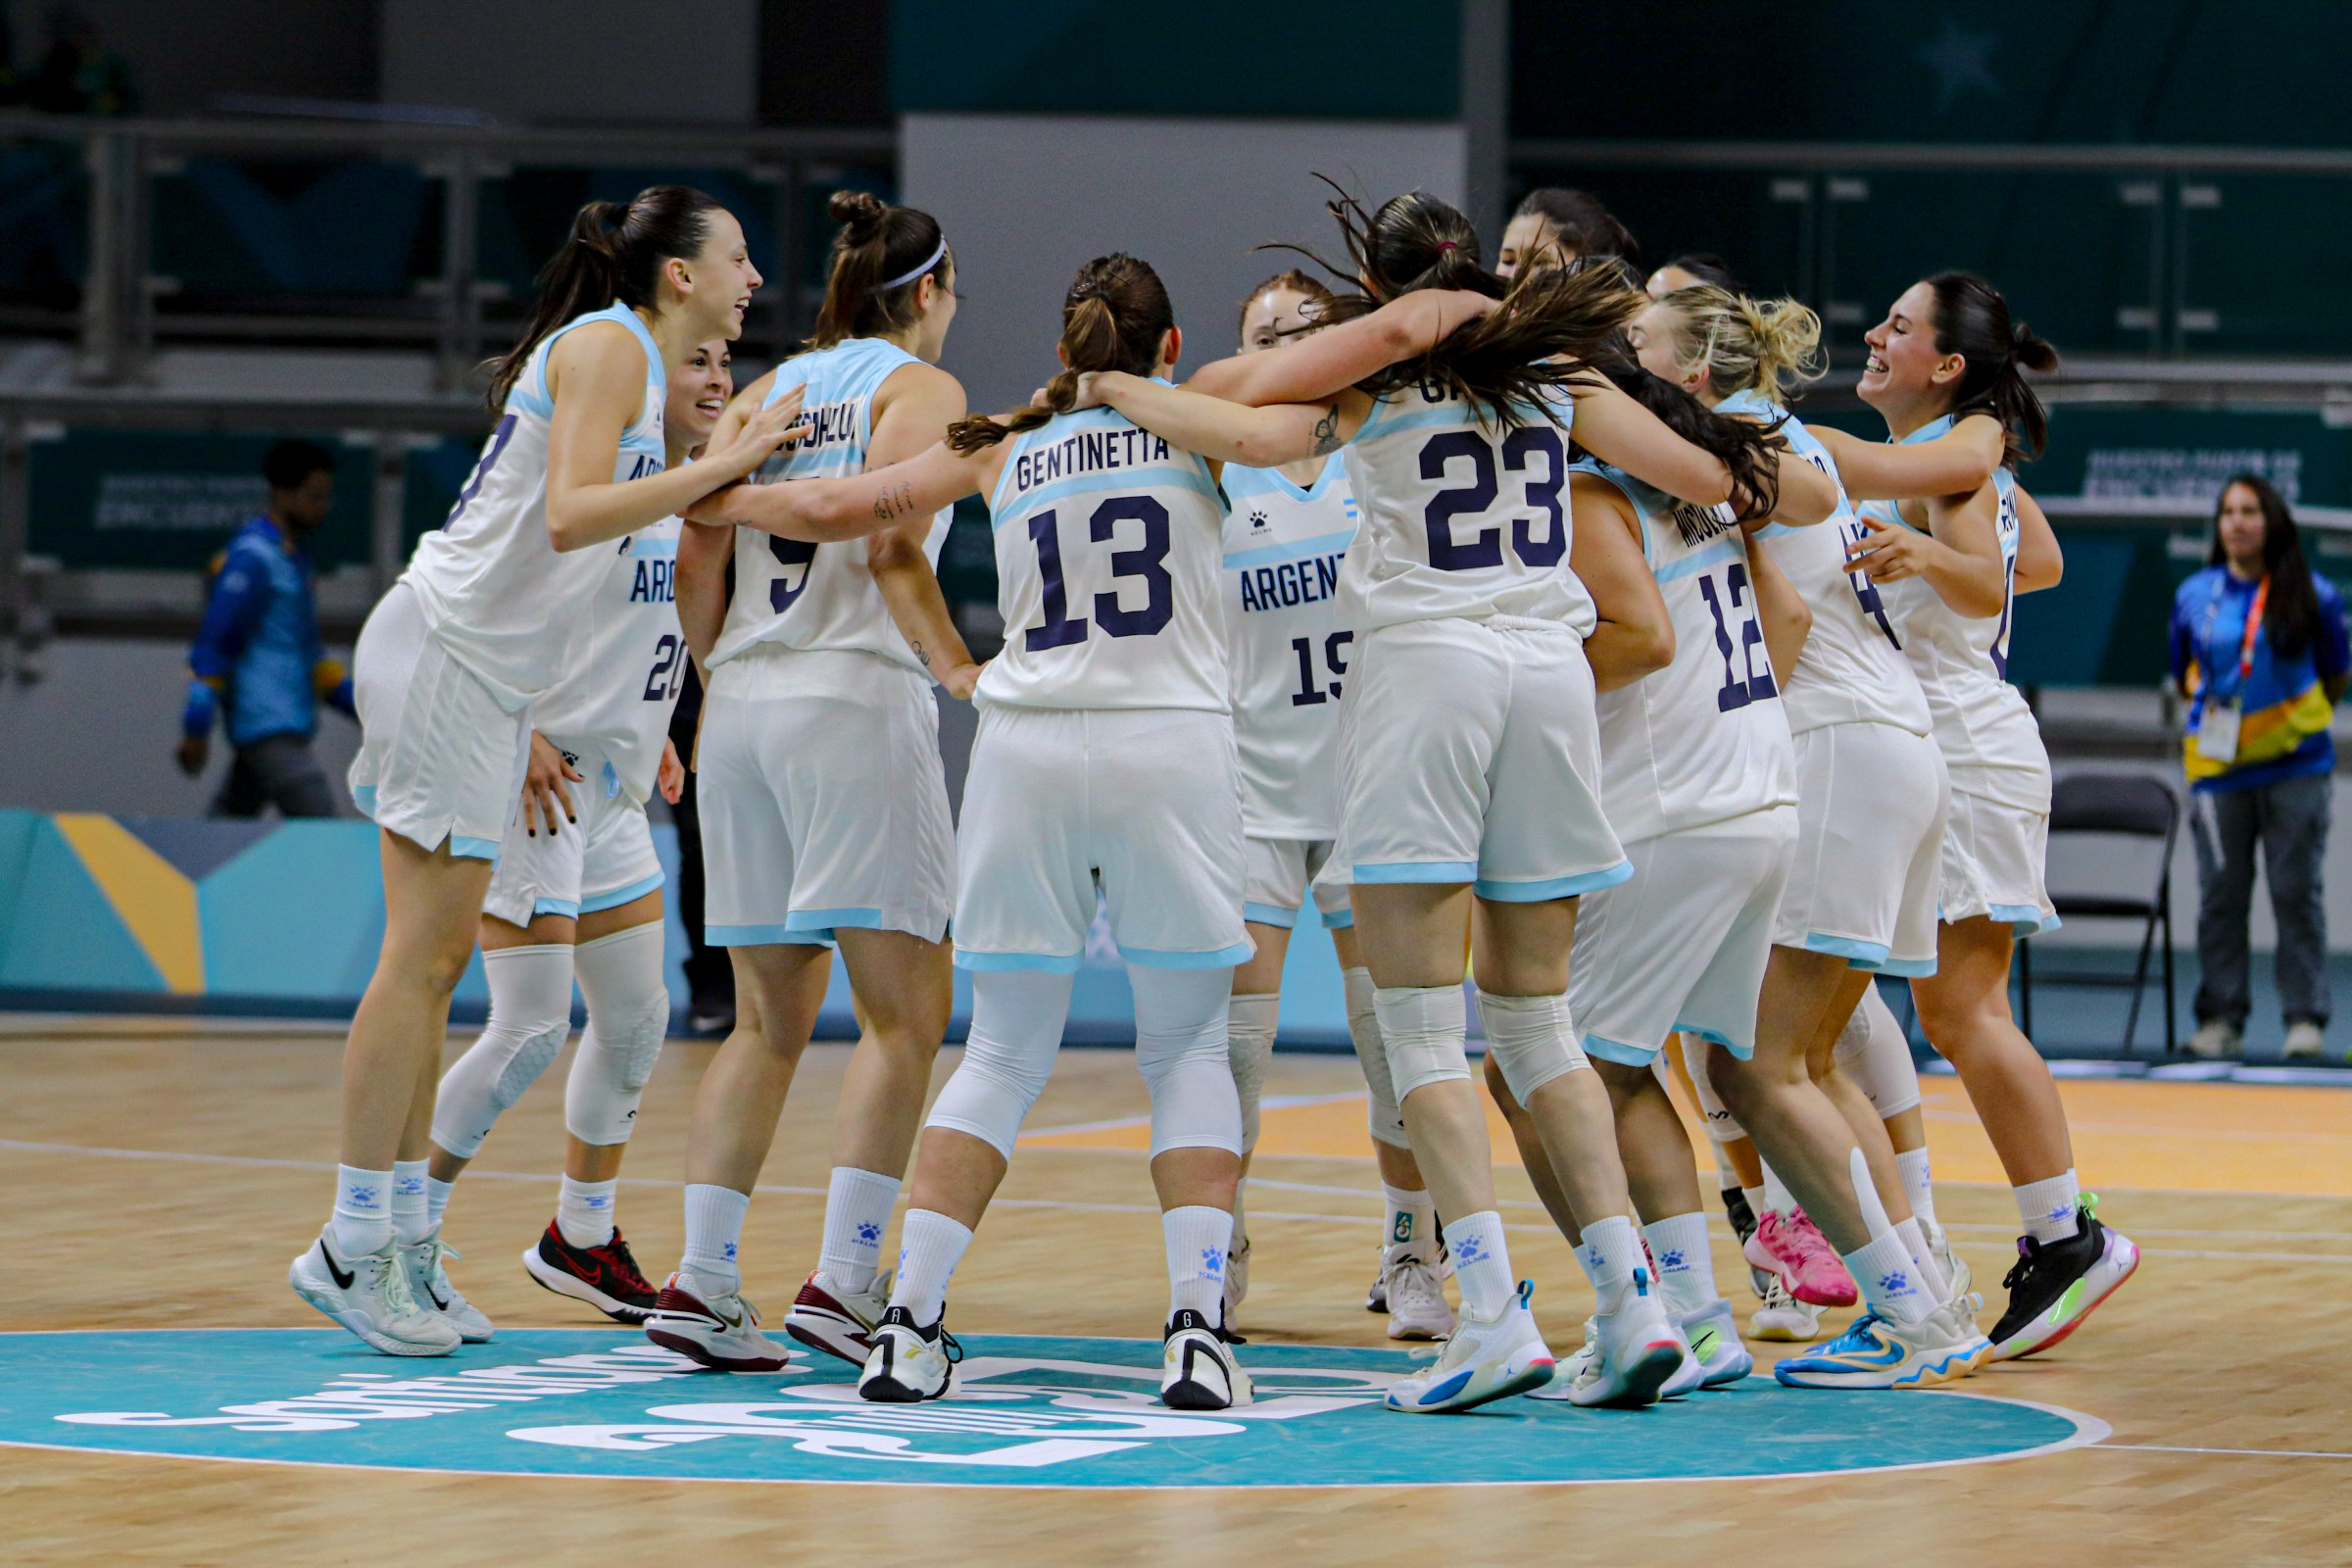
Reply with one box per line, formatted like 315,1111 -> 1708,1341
1418,426 -> 1566,571
1024,496 -> 1173,651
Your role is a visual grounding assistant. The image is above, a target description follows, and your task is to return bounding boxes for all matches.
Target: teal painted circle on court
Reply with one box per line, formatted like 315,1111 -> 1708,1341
0,1329 -> 2104,1488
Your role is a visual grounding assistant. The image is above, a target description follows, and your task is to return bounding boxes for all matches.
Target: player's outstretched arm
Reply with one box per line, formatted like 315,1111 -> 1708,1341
1186,291 -> 1497,408
686,440 -> 981,543
1078,372 -> 1356,467
1813,414 -> 2004,503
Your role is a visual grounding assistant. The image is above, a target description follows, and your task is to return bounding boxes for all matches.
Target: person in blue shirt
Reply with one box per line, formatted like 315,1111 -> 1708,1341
2169,473 -> 2351,1061
175,439 -> 355,817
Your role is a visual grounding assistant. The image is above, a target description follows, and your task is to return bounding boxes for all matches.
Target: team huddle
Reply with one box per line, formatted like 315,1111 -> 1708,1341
286,177 -> 2139,1420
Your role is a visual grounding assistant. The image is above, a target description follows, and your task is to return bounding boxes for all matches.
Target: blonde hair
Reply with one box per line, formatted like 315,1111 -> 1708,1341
1655,286 -> 1825,404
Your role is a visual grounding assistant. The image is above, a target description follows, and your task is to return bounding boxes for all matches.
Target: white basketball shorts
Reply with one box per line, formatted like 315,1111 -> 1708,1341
1243,837 -> 1353,930
482,739 -> 663,928
1773,720 -> 1949,976
1938,789 -> 2059,936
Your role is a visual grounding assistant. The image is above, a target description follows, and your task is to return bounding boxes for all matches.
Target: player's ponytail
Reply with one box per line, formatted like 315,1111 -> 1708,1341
486,185 -> 725,411
1925,271 -> 2057,465
948,253 -> 1175,453
808,189 -> 950,351
1650,286 -> 1827,407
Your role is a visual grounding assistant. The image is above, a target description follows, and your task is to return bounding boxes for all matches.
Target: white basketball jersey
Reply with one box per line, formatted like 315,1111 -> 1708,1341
981,402 -> 1227,712
1339,386 -> 1592,635
529,510 -> 685,805
405,304 -> 665,710
1221,455 -> 1357,840
709,337 -> 950,673
1868,416 -> 2049,809
1576,462 -> 1797,842
1727,390 -> 1931,738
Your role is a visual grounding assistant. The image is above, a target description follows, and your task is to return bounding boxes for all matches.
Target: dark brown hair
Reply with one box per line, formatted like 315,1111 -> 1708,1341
947,253 -> 1175,453
486,185 -> 724,410
1570,327 -> 1789,538
1512,186 -> 1641,268
1236,268 -> 1339,343
1924,271 -> 2059,465
808,189 -> 949,351
2208,473 -> 2324,659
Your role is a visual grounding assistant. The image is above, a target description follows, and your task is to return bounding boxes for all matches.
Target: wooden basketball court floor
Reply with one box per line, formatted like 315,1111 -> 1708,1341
3,1013 -> 2348,1566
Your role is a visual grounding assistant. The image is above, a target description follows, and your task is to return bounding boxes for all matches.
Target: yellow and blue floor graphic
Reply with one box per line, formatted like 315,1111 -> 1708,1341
0,1328 -> 2102,1487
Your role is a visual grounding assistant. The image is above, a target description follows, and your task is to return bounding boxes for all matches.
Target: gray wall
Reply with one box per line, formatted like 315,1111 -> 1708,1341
902,113 -> 1469,412
378,0 -> 758,124
25,0 -> 382,114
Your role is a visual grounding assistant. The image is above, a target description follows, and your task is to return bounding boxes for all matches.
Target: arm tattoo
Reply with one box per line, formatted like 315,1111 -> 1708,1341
872,481 -> 915,522
908,638 -> 930,667
1309,404 -> 1343,457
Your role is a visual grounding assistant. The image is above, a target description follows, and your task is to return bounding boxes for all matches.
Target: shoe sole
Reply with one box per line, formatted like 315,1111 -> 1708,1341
644,1322 -> 791,1372
288,1265 -> 458,1358
1772,1346 -> 1980,1390
858,1372 -> 946,1403
1386,1313 -> 1453,1342
784,1307 -> 876,1369
520,1247 -> 655,1324
1991,1242 -> 2140,1362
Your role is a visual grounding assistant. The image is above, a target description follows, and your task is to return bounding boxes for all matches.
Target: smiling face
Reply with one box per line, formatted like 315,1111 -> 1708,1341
2216,481 -> 2271,576
1628,299 -> 1708,401
1859,280 -> 1960,423
1238,285 -> 1323,354
665,209 -> 761,342
665,339 -> 733,458
1495,213 -> 1563,281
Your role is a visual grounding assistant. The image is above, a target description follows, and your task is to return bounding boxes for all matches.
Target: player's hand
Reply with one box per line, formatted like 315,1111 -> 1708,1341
939,661 -> 985,702
1061,371 -> 1109,412
1844,512 -> 1933,583
710,385 -> 808,480
520,730 -> 583,836
174,734 -> 208,776
657,737 -> 686,805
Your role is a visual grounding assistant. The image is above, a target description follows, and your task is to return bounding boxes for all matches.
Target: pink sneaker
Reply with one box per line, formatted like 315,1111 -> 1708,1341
1742,1207 -> 1858,1307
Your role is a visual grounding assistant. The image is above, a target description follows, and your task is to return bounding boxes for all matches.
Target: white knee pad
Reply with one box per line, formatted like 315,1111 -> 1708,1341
1226,993 -> 1280,1152
1835,983 -> 1922,1118
431,944 -> 575,1157
1345,967 -> 1410,1150
1376,984 -> 1470,1102
564,922 -> 672,1147
1133,966 -> 1242,1158
1681,1036 -> 1748,1146
1477,988 -> 1588,1102
925,969 -> 1072,1158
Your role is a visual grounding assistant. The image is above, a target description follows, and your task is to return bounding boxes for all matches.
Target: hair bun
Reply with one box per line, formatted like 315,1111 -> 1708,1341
2011,319 -> 2059,373
828,189 -> 887,235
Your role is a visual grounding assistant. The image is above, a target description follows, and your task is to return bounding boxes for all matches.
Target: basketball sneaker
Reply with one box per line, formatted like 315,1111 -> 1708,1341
1545,1270 -> 1685,1408
783,1269 -> 891,1367
1364,1248 -> 1389,1315
1722,1185 -> 1772,1298
1384,1281 -> 1554,1414
858,1305 -> 960,1402
1772,1298 -> 1990,1390
1987,1198 -> 2139,1361
1748,1275 -> 1825,1342
288,1226 -> 460,1357
1161,1309 -> 1252,1410
1381,1251 -> 1454,1341
1744,1207 -> 1858,1307
400,1232 -> 492,1342
520,1222 -> 659,1323
1679,1298 -> 1755,1387
1928,1223 -> 1971,1301
643,1273 -> 792,1372
1223,1239 -> 1251,1328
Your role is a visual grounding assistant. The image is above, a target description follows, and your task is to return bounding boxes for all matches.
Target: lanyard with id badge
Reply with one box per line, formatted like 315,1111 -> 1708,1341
2197,574 -> 2268,764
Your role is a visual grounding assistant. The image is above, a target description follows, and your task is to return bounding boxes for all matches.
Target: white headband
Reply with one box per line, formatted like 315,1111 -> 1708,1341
877,238 -> 947,293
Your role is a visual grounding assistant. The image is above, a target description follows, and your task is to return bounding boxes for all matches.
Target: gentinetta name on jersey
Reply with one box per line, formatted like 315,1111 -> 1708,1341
1011,426 -> 1174,493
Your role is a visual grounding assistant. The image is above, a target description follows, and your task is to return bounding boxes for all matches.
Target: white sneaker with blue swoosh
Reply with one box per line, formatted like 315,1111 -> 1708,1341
288,1226 -> 461,1357
1383,1281 -> 1555,1414
1772,1297 -> 1990,1390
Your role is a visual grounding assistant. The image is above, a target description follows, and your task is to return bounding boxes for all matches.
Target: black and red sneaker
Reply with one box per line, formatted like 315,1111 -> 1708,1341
519,1221 -> 661,1323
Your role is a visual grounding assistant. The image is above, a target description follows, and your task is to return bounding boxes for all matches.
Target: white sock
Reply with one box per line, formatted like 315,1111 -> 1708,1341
1163,1204 -> 1234,1321
1576,1214 -> 1644,1310
2016,1169 -> 2082,1244
425,1176 -> 456,1233
890,1208 -> 974,1326
1642,1211 -> 1717,1315
1740,1184 -> 1770,1221
1843,1229 -> 1930,1325
329,1164 -> 394,1257
819,1166 -> 901,1295
679,1183 -> 750,1296
1895,1148 -> 1939,1241
391,1160 -> 431,1246
557,1176 -> 618,1250
1383,1183 -> 1437,1260
1761,1162 -> 1797,1218
1442,1211 -> 1515,1320
1895,1215 -> 1949,1299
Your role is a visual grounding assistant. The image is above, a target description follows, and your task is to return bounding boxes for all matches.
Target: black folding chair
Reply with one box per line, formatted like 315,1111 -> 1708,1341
2017,771 -> 2181,1055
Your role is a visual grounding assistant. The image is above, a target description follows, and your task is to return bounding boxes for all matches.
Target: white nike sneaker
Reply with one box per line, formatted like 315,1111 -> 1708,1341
1678,1297 -> 1755,1387
783,1268 -> 891,1367
289,1227 -> 461,1357
1749,1274 -> 1825,1342
858,1305 -> 959,1402
1161,1309 -> 1252,1410
1384,1281 -> 1555,1414
1551,1270 -> 1685,1408
1382,1251 -> 1454,1341
643,1272 -> 792,1371
1223,1239 -> 1251,1327
401,1232 -> 493,1342
1773,1297 -> 1991,1390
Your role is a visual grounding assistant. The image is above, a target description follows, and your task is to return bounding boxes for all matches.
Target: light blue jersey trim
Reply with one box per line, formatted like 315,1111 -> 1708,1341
1222,527 -> 1357,570
1322,906 -> 1356,931
352,784 -> 377,817
789,906 -> 884,933
509,304 -> 664,431
1224,452 -> 1346,505
580,872 -> 664,914
995,464 -> 1222,525
1243,901 -> 1299,930
1475,861 -> 1635,902
1357,404 -> 1469,444
1985,904 -> 2063,937
954,949 -> 1085,974
1120,940 -> 1255,969
1651,537 -> 1742,585
531,897 -> 584,919
628,537 -> 678,559
1856,954 -> 1937,978
1583,1032 -> 1662,1067
1354,859 -> 1478,884
708,921 -> 832,948
1674,1024 -> 1752,1059
450,835 -> 502,862
1802,931 -> 1891,966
